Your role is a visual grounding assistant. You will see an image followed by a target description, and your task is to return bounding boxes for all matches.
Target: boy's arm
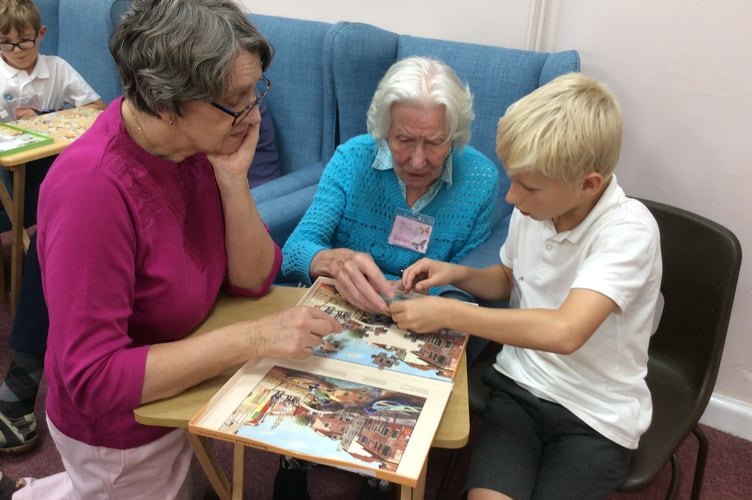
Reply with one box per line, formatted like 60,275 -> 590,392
17,98 -> 105,118
391,287 -> 616,354
403,259 -> 512,302
450,263 -> 513,302
83,99 -> 106,110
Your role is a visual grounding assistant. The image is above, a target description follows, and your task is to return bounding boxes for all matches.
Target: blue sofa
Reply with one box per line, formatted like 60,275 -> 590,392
36,0 -> 580,273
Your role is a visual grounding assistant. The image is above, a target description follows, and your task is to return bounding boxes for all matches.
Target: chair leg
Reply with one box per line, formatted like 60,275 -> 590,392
664,452 -> 681,500
690,424 -> 709,500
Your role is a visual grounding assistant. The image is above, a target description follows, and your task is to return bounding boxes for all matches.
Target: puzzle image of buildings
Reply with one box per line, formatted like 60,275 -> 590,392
220,365 -> 426,472
304,281 -> 466,382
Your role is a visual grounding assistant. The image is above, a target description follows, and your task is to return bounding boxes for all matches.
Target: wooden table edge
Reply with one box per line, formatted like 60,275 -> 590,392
133,285 -> 470,440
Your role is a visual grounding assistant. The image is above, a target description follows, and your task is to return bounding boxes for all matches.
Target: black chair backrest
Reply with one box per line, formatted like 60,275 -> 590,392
640,199 -> 742,417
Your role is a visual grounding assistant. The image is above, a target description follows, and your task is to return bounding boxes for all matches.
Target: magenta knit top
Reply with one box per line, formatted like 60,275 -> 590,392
36,97 -> 281,449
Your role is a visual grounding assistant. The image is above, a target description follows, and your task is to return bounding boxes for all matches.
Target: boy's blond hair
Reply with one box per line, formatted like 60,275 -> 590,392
0,0 -> 41,36
496,72 -> 622,185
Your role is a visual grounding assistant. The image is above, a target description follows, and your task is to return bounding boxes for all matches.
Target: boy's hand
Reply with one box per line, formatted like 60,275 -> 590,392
401,258 -> 457,292
13,107 -> 37,120
389,296 -> 447,333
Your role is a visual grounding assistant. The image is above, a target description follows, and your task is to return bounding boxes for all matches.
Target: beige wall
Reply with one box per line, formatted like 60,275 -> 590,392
236,0 -> 752,438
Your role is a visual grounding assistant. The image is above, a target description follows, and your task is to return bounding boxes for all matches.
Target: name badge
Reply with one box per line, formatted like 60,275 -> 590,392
388,208 -> 434,254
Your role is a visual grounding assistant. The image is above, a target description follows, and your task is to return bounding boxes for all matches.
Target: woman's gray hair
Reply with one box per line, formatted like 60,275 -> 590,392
366,56 -> 474,149
110,0 -> 272,117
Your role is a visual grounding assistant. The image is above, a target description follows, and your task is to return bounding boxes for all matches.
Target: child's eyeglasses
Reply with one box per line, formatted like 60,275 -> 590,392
0,38 -> 37,52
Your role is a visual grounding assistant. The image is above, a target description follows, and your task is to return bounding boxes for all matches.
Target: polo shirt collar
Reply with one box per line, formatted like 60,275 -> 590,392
550,174 -> 623,243
0,54 -> 48,83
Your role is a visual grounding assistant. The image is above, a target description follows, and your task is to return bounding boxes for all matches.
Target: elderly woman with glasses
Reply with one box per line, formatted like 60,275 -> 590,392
0,1 -> 341,499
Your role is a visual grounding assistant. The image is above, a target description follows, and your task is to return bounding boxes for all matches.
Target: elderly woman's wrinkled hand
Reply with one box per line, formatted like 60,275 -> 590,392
250,306 -> 342,360
333,251 -> 394,314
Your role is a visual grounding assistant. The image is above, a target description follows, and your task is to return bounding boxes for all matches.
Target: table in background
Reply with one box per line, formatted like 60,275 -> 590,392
0,107 -> 102,315
135,285 -> 470,500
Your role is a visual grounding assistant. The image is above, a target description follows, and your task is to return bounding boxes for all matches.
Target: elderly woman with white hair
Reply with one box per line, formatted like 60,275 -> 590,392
278,55 -> 498,499
282,56 -> 499,314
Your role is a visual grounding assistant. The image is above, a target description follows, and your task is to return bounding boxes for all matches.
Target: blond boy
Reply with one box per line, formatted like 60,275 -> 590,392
390,72 -> 662,500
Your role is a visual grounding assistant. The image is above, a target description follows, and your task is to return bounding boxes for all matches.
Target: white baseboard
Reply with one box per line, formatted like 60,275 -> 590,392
699,393 -> 752,441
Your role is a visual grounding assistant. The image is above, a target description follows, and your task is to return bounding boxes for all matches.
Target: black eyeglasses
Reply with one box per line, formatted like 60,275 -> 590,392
0,37 -> 37,52
211,76 -> 272,126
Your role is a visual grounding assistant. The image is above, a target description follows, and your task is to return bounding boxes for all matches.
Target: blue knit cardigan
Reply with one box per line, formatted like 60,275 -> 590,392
281,134 -> 499,286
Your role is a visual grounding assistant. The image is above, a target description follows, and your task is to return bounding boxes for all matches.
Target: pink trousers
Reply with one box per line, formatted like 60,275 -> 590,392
14,416 -> 203,500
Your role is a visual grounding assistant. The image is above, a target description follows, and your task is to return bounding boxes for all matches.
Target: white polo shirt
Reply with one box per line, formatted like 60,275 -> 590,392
496,176 -> 662,449
0,54 -> 101,121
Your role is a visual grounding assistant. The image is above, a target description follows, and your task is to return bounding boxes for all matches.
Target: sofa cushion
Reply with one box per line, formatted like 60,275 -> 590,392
251,14 -> 335,177
325,22 -> 399,146
248,100 -> 281,188
541,50 -> 581,87
35,0 -> 59,55
110,0 -> 131,24
254,169 -> 323,248
57,0 -> 121,103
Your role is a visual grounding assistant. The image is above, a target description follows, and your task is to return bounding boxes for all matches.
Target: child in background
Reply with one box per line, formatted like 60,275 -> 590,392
389,72 -> 663,500
0,0 -> 104,122
0,0 -> 103,456
0,0 -> 105,227
0,2 -> 283,460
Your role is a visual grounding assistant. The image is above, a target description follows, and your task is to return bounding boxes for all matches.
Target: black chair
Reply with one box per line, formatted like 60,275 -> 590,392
439,199 -> 742,500
617,199 -> 741,499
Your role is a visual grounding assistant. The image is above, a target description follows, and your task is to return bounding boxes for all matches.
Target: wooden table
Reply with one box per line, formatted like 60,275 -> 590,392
0,107 -> 102,314
135,285 -> 470,500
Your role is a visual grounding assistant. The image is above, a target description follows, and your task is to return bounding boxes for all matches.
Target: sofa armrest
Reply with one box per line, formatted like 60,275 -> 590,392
252,162 -> 325,247
256,184 -> 319,249
251,162 -> 325,205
